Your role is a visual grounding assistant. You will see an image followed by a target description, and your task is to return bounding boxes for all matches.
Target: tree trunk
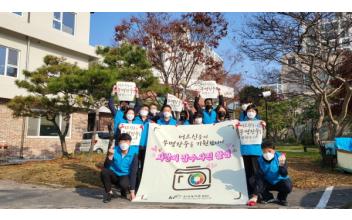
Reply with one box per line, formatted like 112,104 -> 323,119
334,122 -> 346,137
50,116 -> 70,158
313,97 -> 325,145
291,127 -> 298,142
59,135 -> 69,158
89,109 -> 100,154
327,123 -> 335,140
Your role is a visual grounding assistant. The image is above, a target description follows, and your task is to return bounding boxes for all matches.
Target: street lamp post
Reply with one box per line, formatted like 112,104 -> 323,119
261,91 -> 271,139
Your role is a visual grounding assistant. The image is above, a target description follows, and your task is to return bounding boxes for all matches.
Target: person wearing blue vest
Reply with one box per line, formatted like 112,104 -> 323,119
157,105 -> 177,125
194,88 -> 224,124
108,86 -> 141,145
114,108 -> 140,156
177,102 -> 193,125
192,112 -> 204,124
148,103 -> 160,123
247,140 -> 292,206
101,133 -> 138,203
235,104 -> 267,201
215,104 -> 229,122
177,110 -> 191,125
239,102 -> 261,121
133,104 -> 151,189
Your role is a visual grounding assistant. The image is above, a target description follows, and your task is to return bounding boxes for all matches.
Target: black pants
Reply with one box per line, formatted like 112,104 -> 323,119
136,147 -> 146,191
250,176 -> 292,201
100,168 -> 129,195
242,155 -> 259,196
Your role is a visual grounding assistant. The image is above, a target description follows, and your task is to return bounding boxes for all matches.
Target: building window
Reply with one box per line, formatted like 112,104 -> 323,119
13,12 -> 22,16
0,45 -> 19,78
342,38 -> 350,47
27,114 -> 71,137
288,57 -> 296,65
52,12 -> 75,35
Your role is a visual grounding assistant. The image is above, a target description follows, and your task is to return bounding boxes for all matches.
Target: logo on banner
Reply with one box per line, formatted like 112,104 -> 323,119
172,166 -> 211,191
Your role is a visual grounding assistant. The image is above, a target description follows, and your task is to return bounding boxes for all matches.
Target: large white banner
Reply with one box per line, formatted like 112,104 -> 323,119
167,93 -> 183,112
119,123 -> 143,146
134,121 -> 248,205
237,121 -> 263,145
116,81 -> 136,101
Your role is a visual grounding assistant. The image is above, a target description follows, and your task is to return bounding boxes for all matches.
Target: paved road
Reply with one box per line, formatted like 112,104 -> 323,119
0,180 -> 351,209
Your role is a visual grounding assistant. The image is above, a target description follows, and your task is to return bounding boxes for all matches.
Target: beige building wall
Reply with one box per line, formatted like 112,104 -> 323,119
0,12 -> 97,159
0,12 -> 97,99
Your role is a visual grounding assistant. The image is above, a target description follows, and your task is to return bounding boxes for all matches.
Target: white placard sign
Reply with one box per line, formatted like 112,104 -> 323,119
167,93 -> 183,112
237,121 -> 263,145
193,80 -> 218,99
119,123 -> 143,146
116,81 -> 136,101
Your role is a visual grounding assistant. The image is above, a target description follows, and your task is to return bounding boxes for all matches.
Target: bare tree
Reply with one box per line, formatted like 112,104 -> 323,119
115,13 -> 228,98
240,12 -> 352,143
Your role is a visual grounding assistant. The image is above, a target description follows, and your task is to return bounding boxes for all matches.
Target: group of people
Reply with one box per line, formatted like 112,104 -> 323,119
100,85 -> 292,206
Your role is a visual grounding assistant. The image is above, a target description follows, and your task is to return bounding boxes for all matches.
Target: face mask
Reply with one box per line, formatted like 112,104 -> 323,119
247,111 -> 257,119
163,112 -> 172,118
119,143 -> 130,151
218,112 -> 226,118
121,106 -> 127,111
140,110 -> 149,117
194,118 -> 203,124
150,108 -> 157,115
242,104 -> 249,111
263,152 -> 274,161
126,114 -> 134,121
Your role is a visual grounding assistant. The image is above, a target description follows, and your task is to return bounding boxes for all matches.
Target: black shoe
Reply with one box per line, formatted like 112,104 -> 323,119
103,193 -> 112,203
277,200 -> 288,206
260,198 -> 277,204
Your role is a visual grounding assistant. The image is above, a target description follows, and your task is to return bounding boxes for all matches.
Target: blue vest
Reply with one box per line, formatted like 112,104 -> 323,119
258,152 -> 289,185
202,109 -> 217,124
239,111 -> 247,121
134,116 -> 149,148
157,117 -> 177,125
240,117 -> 262,156
113,109 -> 125,133
109,147 -> 137,176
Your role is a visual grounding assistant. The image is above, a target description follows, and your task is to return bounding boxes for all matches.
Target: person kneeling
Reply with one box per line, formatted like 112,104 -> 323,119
100,133 -> 138,203
247,140 -> 292,206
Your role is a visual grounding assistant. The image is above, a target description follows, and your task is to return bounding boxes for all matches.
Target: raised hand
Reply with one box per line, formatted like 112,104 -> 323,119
112,85 -> 118,95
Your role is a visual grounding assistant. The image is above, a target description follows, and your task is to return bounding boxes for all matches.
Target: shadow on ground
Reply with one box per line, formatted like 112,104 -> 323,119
300,188 -> 352,208
61,163 -> 104,200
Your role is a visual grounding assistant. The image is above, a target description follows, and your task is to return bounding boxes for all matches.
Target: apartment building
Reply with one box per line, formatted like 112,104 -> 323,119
0,12 -> 98,158
280,12 -> 352,96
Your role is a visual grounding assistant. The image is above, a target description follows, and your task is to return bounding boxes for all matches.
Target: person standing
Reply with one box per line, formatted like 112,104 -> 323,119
235,104 -> 266,202
194,88 -> 224,124
157,105 -> 177,125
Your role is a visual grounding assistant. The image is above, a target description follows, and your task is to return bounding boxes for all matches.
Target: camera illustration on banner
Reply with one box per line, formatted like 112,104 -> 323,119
172,166 -> 211,191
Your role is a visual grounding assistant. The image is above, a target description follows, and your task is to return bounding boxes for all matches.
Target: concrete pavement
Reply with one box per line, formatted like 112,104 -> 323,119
0,180 -> 351,208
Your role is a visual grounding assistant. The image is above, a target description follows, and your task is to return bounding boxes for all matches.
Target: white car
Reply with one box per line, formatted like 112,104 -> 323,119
77,131 -> 110,154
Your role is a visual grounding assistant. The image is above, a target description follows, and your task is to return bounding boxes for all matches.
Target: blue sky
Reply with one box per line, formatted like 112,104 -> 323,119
89,12 -> 271,86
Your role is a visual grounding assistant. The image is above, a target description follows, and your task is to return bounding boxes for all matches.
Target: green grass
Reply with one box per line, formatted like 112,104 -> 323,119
276,145 -> 321,161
